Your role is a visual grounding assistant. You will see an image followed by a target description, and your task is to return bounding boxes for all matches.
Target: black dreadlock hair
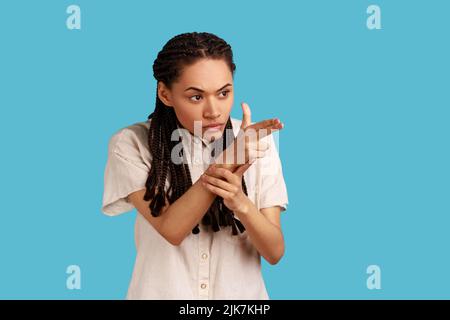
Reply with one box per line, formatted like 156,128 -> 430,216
144,32 -> 247,236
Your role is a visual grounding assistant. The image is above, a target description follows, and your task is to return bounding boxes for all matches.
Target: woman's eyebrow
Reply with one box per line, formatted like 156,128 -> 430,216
184,83 -> 232,93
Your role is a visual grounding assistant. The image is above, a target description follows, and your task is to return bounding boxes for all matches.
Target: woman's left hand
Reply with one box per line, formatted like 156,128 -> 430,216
200,161 -> 254,213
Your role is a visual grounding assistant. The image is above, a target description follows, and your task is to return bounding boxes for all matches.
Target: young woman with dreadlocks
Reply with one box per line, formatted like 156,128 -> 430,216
102,32 -> 289,299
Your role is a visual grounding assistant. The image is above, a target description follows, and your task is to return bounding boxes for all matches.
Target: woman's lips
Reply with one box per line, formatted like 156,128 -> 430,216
203,123 -> 224,131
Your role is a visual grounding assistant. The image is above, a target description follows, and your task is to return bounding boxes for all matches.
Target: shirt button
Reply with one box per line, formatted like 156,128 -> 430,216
201,253 -> 208,260
200,283 -> 207,289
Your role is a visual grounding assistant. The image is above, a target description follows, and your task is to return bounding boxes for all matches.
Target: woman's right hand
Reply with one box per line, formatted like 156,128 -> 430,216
213,102 -> 284,172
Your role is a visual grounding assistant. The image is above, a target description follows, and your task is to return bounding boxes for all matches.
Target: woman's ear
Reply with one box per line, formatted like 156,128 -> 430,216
157,82 -> 173,107
158,81 -> 173,107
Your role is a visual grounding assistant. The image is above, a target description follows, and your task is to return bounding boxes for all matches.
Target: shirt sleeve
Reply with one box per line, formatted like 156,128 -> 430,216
101,128 -> 150,216
257,133 -> 289,212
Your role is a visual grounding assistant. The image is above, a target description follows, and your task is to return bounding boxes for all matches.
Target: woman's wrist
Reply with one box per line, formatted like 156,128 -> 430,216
213,162 -> 238,172
212,140 -> 244,172
233,194 -> 253,217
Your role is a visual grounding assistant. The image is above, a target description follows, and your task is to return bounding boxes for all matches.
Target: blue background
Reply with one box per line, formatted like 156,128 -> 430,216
0,0 -> 449,299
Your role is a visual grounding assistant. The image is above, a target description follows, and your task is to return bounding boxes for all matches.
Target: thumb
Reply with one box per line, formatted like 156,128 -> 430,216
241,102 -> 251,129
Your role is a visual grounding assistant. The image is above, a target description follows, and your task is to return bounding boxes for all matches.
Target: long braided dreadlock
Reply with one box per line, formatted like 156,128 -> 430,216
143,32 -> 248,236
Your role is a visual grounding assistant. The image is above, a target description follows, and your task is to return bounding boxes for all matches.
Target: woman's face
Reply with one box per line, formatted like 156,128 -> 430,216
158,58 -> 234,142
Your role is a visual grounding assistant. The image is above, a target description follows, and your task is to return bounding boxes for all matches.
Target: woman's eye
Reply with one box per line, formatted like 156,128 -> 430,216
190,95 -> 202,102
220,90 -> 230,97
190,91 -> 229,102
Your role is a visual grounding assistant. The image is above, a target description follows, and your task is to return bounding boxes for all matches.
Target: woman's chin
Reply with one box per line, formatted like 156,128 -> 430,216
203,128 -> 224,143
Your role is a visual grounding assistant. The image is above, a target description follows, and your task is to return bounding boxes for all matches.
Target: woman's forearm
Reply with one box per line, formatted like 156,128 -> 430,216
161,177 -> 216,245
234,197 -> 285,265
160,141 -> 250,244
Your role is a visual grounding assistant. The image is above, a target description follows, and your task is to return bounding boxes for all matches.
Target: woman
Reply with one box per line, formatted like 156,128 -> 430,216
102,32 -> 289,299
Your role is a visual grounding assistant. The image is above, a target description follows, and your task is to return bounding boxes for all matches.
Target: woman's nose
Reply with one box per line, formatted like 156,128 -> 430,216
203,101 -> 221,119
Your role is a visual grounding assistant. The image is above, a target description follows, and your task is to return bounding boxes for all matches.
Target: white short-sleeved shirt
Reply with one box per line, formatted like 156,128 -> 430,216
101,117 -> 288,300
